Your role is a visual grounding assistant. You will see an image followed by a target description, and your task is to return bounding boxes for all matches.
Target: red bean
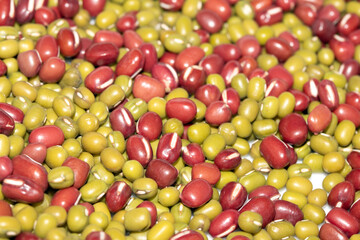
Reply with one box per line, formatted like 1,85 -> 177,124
347,151 -> 360,169
294,3 -> 317,26
248,185 -> 280,200
151,63 -> 179,93
35,35 -> 59,62
199,54 -> 225,75
0,156 -> 12,182
312,18 -> 336,43
62,157 -> 90,189
57,27 -> 81,57
15,0 -> 35,24
265,78 -> 289,97
338,13 -> 360,36
318,79 -> 339,111
28,125 -> 65,148
0,0 -> 15,26
166,98 -> 197,124
307,104 -> 332,134
126,134 -> 153,167
157,132 -> 182,164
274,200 -> 304,225
267,65 -> 294,88
0,200 -> 12,216
21,143 -> 47,164
0,60 -> 7,76
39,56 -> 66,83
137,201 -> 157,227
196,9 -> 224,33
204,0 -> 231,21
174,46 -> 205,72
180,178 -> 212,208
115,48 -> 144,77
0,102 -> 24,123
84,66 -> 115,94
132,74 -> 166,102
213,44 -> 241,62
221,60 -> 242,87
239,56 -> 258,77
350,199 -> 360,222
85,42 -> 119,66
109,106 -> 136,138
136,112 -> 162,141
219,182 -> 247,210
328,181 -> 355,209
345,169 -> 360,191
317,4 -> 340,23
12,154 -> 48,191
182,143 -> 205,166
214,149 -> 241,171
159,0 -> 184,11
319,223 -> 348,240
236,36 -> 261,58
50,187 -> 81,211
279,113 -> 308,146
289,89 -> 311,112
58,0 -> 79,18
179,65 -> 206,94
0,109 -> 15,136
265,37 -> 293,62
326,207 -> 360,237
349,29 -> 360,45
15,232 -> 42,240
116,13 -> 137,33
278,31 -> 300,52
255,5 -> 283,26
17,50 -> 42,78
123,30 -> 144,49
276,0 -> 296,11
2,175 -> 44,203
78,202 -> 95,215
333,103 -> 360,128
160,51 -> 177,68
145,159 -> 178,188
82,0 -> 106,17
329,35 -> 355,63
105,181 -> 132,213
239,196 -> 275,227
339,59 -> 360,80
303,78 -> 320,101
192,162 -> 221,185
86,232 -> 111,240
140,43 -> 158,72
170,230 -> 204,240
221,88 -> 240,115
260,135 -> 291,169
251,0 -> 273,14
209,209 -> 239,238
205,101 -> 232,126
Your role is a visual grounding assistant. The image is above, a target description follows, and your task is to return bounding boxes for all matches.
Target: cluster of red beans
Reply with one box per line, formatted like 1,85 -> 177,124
1,0 -> 360,239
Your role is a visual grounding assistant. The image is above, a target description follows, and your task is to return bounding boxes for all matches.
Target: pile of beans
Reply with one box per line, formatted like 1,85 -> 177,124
1,0 -> 360,239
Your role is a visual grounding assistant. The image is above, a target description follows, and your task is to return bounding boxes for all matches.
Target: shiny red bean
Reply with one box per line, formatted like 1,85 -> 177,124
50,187 -> 81,211
93,30 -> 123,49
0,0 -> 15,26
276,0 -> 296,12
15,232 -> 42,240
213,44 -> 241,62
239,196 -> 275,227
145,159 -> 178,188
329,35 -> 355,62
267,65 -> 294,88
105,181 -> 132,213
82,0 -> 106,17
35,35 -> 59,62
58,0 -> 79,18
115,48 -> 144,77
76,38 -> 93,59
86,232 -> 111,240
265,37 -> 293,62
159,0 -> 184,11
57,27 -> 81,57
123,30 -> 143,49
136,112 -> 162,141
294,3 -> 317,26
28,125 -> 65,148
303,78 -> 320,101
289,89 -> 310,112
333,104 -> 360,128
204,0 -> 231,21
251,0 -> 273,13
205,101 -> 232,126
248,185 -> 280,200
221,60 -> 242,87
214,148 -> 241,171
126,134 -> 153,167
239,56 -> 258,77
132,74 -> 166,102
151,63 -> 178,93
338,13 -> 360,36
265,78 -> 289,97
34,7 -> 57,26
116,13 -> 137,33
157,132 -> 182,164
0,156 -> 12,182
312,18 -> 336,43
219,182 -> 247,210
0,200 -> 12,216
15,0 -> 35,24
109,106 -> 136,138
319,223 -> 348,240
85,66 -> 115,94
139,43 -> 158,72
180,178 -> 212,208
350,199 -> 360,222
2,175 -> 44,203
78,202 -> 94,215
160,51 -> 177,68
196,9 -> 224,33
328,181 -> 355,209
21,143 -> 47,164
307,104 -> 332,134
221,88 -> 240,115
192,162 -> 221,185
12,154 -> 48,191
0,60 -> 7,76
255,5 -> 283,26
39,56 -> 66,83
279,113 -> 308,146
340,59 -> 359,80
347,151 -> 360,169
17,49 -> 42,78
137,201 -> 157,227
326,207 -> 359,237
182,143 -> 205,166
236,36 -> 261,58
179,65 -> 206,94
260,135 -> 291,169
349,29 -> 360,45
278,31 -> 300,52
170,230 -> 204,240
62,157 -> 90,189
0,102 -> 24,123
0,109 -> 15,136
85,42 -> 119,66
209,209 -> 239,238
345,169 -> 360,191
199,54 -> 225,75
318,79 -> 339,111
166,98 -> 197,124
174,46 -> 205,72
274,200 -> 304,225
317,4 -> 340,23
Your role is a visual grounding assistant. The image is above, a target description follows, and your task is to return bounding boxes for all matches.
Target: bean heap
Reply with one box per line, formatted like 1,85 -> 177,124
0,0 -> 360,239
